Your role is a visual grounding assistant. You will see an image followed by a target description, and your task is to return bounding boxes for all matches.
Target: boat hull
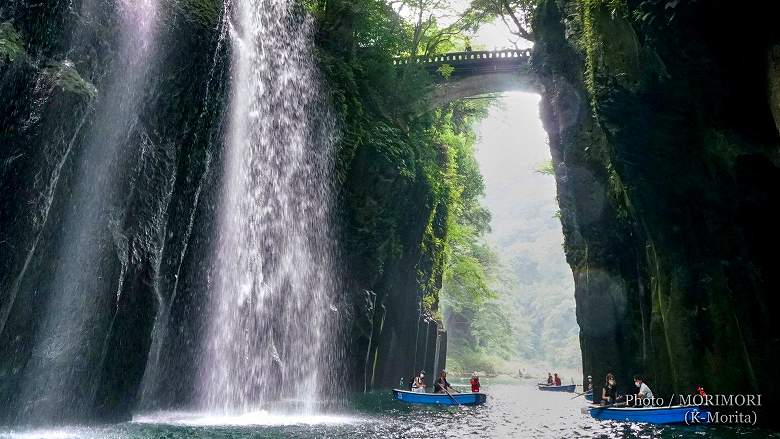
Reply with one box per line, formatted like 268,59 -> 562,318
588,405 -> 709,425
537,384 -> 576,392
392,389 -> 487,406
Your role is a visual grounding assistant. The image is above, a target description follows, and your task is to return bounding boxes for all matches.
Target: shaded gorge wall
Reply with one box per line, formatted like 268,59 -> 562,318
0,0 -> 232,424
533,0 -> 780,422
0,0 -> 446,425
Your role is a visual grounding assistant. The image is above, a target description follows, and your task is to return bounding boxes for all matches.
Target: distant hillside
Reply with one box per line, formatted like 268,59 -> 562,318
474,93 -> 580,371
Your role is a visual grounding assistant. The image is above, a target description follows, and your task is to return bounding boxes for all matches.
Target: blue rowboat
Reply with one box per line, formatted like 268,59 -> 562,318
392,389 -> 487,406
587,405 -> 709,425
537,384 -> 576,392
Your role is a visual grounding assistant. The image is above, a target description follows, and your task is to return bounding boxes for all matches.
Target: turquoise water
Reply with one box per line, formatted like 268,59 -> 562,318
2,380 -> 777,438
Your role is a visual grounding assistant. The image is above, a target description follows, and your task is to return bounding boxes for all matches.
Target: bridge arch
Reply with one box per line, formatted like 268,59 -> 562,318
395,49 -> 541,106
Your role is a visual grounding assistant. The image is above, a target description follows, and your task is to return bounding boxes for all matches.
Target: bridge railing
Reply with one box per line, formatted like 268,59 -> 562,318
393,49 -> 532,65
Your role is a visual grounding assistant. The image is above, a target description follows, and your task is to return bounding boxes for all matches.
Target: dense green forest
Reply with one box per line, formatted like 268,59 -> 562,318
310,0 -> 780,415
307,0 -> 578,376
466,100 -> 581,376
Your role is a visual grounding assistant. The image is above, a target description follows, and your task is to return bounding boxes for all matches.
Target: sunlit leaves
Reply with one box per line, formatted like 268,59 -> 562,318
535,159 -> 554,175
467,0 -> 537,41
437,62 -> 455,79
0,21 -> 25,62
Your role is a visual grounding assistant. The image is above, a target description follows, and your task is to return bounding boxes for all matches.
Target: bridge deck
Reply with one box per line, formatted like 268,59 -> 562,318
394,49 -> 532,76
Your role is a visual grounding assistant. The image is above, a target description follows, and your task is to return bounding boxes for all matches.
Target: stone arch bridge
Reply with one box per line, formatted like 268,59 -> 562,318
394,49 -> 540,106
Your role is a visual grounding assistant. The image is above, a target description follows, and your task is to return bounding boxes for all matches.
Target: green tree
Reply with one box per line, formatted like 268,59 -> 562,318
468,0 -> 537,42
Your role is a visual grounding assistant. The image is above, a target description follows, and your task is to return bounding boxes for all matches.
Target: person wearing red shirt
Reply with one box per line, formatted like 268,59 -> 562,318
470,371 -> 481,392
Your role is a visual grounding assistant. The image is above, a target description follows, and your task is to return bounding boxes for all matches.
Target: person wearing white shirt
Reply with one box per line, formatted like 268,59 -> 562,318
412,371 -> 427,393
634,375 -> 654,402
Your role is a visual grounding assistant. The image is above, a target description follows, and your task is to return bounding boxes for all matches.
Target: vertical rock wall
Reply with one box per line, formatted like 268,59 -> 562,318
534,0 -> 780,419
340,129 -> 448,390
1,0 -> 446,423
0,0 -> 231,423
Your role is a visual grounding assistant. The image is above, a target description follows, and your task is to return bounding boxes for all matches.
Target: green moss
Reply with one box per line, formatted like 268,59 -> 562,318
43,61 -> 98,99
580,0 -> 599,97
605,162 -> 632,221
0,21 -> 26,62
419,207 -> 448,319
579,0 -> 627,99
535,159 -> 555,175
171,0 -> 223,27
702,130 -> 743,174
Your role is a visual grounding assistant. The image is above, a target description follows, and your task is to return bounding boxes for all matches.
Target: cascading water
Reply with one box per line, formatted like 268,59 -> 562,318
13,0 -> 160,424
198,0 -> 341,414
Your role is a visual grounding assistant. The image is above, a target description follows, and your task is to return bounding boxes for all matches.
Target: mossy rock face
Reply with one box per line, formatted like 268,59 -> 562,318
537,0 -> 780,420
41,60 -> 98,99
0,21 -> 26,62
590,7 -> 641,92
769,44 -> 780,135
168,0 -> 223,28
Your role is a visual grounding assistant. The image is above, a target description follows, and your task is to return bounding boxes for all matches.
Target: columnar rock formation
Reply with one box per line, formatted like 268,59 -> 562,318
0,0 -> 444,424
533,0 -> 780,420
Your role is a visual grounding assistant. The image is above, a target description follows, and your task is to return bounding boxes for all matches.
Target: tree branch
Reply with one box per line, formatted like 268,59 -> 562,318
500,0 -> 534,41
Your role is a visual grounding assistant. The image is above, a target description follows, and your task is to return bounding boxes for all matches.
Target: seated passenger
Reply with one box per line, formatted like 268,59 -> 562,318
412,371 -> 426,393
634,375 -> 654,402
434,370 -> 453,393
602,373 -> 617,405
553,373 -> 561,386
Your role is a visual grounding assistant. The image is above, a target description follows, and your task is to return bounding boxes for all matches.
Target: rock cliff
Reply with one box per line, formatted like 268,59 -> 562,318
534,0 -> 780,419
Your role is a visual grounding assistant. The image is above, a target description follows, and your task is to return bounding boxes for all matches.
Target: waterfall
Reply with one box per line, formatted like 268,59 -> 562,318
197,0 -> 341,414
13,0 -> 160,423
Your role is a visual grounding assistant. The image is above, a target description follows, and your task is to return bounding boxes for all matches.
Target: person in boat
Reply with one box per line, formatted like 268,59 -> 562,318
586,375 -> 593,392
470,371 -> 481,392
553,373 -> 561,386
633,375 -> 654,402
412,371 -> 427,393
601,373 -> 618,405
434,370 -> 454,393
547,373 -> 554,385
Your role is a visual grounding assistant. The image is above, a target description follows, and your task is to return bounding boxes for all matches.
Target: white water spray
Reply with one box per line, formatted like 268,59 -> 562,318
14,0 -> 160,423
198,0 -> 340,414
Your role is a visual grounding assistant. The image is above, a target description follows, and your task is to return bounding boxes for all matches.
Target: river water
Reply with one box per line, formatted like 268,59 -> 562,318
2,379 -> 776,438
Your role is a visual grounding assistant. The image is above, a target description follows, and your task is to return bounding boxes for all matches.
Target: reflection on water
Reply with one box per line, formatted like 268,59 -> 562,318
132,411 -> 362,427
2,380 -> 777,438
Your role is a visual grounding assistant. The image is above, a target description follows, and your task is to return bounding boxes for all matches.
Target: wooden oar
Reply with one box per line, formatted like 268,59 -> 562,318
570,390 -> 591,400
444,386 -> 463,408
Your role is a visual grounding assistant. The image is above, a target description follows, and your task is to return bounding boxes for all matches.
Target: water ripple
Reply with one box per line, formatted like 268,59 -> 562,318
2,381 -> 777,438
